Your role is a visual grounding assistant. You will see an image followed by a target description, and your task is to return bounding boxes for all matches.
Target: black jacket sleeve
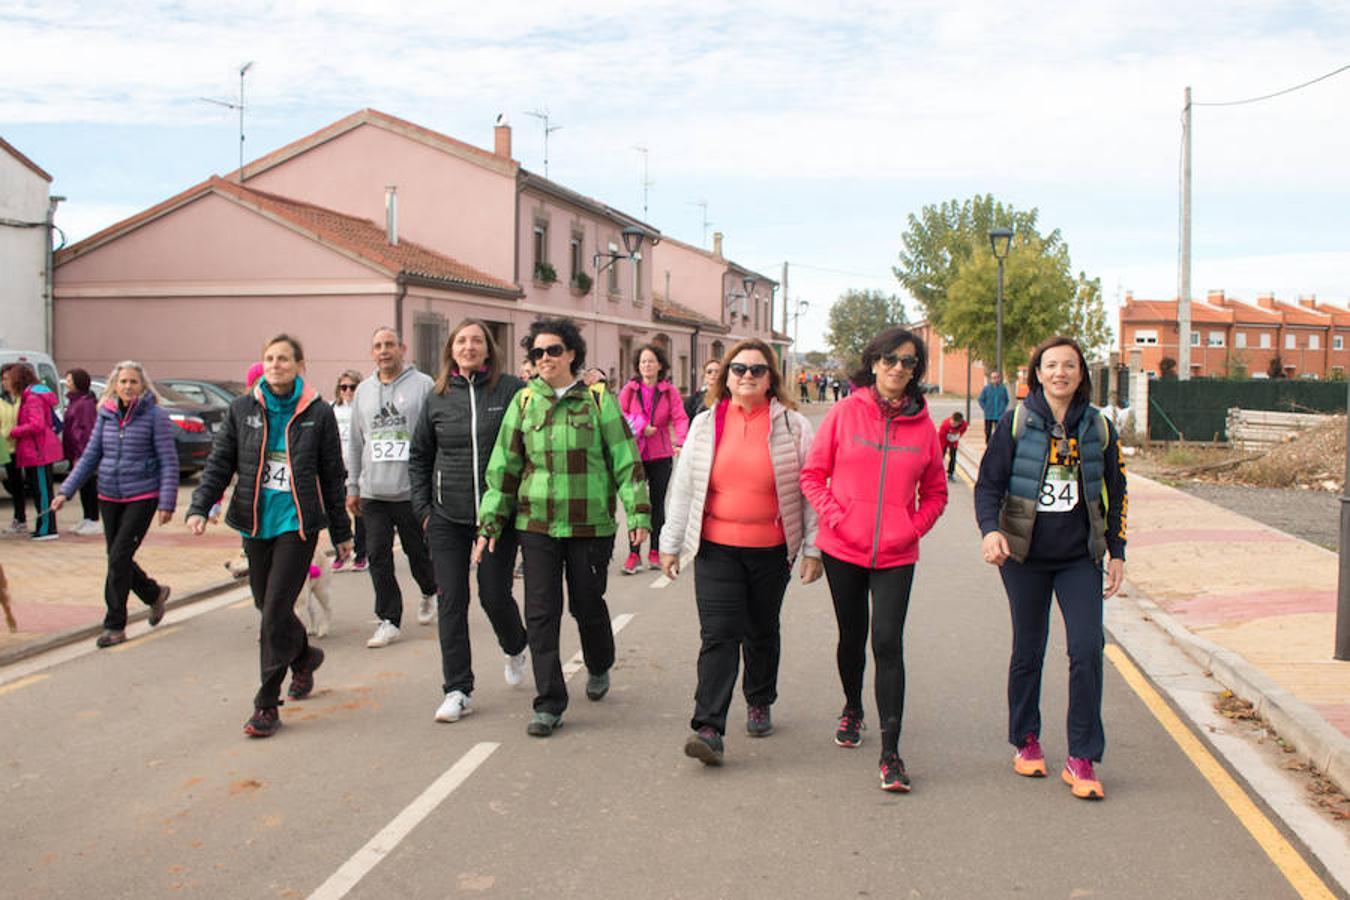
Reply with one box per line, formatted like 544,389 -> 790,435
189,400 -> 241,519
317,402 -> 353,545
973,408 -> 1016,537
409,398 -> 436,524
1103,419 -> 1127,561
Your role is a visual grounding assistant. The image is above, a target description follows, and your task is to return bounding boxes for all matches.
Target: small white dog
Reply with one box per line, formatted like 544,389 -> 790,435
224,546 -> 334,638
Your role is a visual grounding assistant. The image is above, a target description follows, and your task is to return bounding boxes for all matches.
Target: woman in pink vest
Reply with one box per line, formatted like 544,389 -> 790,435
618,343 -> 689,574
801,326 -> 948,792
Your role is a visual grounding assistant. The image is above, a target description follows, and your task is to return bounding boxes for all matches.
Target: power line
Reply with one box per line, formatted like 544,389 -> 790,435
786,261 -> 895,281
1193,61 -> 1350,107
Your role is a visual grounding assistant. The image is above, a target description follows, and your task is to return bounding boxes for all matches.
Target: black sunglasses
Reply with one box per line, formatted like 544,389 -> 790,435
337,384 -> 356,392
728,362 -> 771,378
879,353 -> 919,371
528,343 -> 567,362
1050,422 -> 1071,460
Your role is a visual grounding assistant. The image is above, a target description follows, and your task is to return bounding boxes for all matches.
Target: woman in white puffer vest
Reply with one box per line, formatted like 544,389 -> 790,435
660,338 -> 821,768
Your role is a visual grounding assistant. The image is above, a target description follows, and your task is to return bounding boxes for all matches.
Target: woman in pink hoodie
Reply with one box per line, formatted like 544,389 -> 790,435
617,343 -> 689,574
800,327 -> 948,792
6,363 -> 64,540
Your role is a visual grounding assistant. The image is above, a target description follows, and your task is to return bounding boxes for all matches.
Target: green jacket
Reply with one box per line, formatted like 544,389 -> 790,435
478,378 -> 651,539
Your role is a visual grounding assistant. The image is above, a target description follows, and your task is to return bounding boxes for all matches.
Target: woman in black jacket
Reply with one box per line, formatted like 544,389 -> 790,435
410,318 -> 529,724
187,334 -> 352,739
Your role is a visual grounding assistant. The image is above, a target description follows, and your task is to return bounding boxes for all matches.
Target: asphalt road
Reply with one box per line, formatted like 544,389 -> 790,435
2,466 -> 1336,899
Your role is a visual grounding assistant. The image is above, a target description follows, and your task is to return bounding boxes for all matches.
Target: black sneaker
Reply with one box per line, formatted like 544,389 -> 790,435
585,670 -> 610,701
148,585 -> 171,627
835,708 -> 864,748
684,726 -> 724,766
95,629 -> 126,648
287,646 -> 325,700
880,754 -> 912,792
746,704 -> 773,737
526,711 -> 563,737
244,706 -> 281,738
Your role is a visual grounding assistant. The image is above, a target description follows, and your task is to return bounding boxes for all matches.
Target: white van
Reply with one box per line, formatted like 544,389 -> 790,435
0,349 -> 64,404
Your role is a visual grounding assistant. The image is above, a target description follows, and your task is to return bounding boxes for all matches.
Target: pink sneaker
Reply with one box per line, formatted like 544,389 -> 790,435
1013,734 -> 1047,777
1062,756 -> 1104,799
351,558 -> 368,573
330,557 -> 346,573
647,549 -> 661,570
621,552 -> 641,575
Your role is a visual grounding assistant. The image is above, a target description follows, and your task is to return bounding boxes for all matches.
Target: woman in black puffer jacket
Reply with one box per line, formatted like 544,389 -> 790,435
410,318 -> 529,725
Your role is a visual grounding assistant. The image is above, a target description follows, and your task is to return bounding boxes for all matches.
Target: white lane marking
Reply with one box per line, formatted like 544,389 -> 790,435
562,613 -> 634,677
648,553 -> 693,589
0,586 -> 252,687
307,742 -> 500,900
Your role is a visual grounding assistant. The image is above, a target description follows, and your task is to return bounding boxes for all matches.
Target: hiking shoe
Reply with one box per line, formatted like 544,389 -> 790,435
621,552 -> 641,575
366,620 -> 400,648
95,629 -> 126,648
244,706 -> 281,738
148,585 -> 171,627
30,532 -> 58,541
1062,757 -> 1104,799
287,646 -> 325,700
880,754 -> 912,792
647,549 -> 661,570
351,558 -> 368,573
417,593 -> 436,626
329,557 -> 346,573
684,726 -> 724,766
1014,734 -> 1048,777
434,689 -> 474,723
526,711 -> 563,737
504,649 -> 528,688
7,520 -> 26,534
585,670 -> 610,701
746,705 -> 773,737
835,708 -> 864,748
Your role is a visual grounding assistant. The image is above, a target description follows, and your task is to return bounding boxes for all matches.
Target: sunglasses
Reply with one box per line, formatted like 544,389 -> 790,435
728,362 -> 771,378
879,353 -> 919,371
337,384 -> 356,392
1050,422 -> 1071,460
528,343 -> 567,362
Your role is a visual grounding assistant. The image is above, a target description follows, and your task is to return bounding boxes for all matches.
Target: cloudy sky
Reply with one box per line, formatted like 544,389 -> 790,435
4,0 -> 1347,351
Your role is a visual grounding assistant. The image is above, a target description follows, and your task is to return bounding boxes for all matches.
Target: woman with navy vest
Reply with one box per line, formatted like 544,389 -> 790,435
974,335 -> 1127,801
187,334 -> 352,739
52,361 -> 177,648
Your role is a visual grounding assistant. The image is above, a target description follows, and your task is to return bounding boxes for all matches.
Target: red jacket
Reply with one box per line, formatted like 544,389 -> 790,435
800,389 -> 948,568
938,417 -> 968,447
9,385 -> 63,468
618,379 -> 689,461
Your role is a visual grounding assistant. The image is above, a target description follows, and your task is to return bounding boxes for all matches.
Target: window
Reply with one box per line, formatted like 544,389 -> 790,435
1190,331 -> 1200,347
634,253 -> 644,302
569,233 -> 583,283
1260,332 -> 1272,349
1309,334 -> 1320,350
1336,335 -> 1345,352
678,354 -> 689,393
1235,331 -> 1247,349
606,247 -> 619,295
1207,331 -> 1225,347
1285,333 -> 1296,350
532,222 -> 548,270
413,312 -> 448,377
1133,329 -> 1158,345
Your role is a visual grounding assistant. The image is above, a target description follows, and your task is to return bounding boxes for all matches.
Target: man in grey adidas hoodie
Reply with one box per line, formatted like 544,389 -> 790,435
345,327 -> 439,648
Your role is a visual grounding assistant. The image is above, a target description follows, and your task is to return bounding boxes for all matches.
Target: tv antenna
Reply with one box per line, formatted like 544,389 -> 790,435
525,108 -> 562,178
201,61 -> 254,181
634,145 -> 653,217
688,199 -> 712,246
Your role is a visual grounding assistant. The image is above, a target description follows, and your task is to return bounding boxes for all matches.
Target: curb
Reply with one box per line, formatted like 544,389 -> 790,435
0,577 -> 242,667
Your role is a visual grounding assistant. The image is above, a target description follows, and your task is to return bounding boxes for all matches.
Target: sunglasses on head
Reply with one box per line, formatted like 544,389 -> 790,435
879,353 -> 918,371
337,384 -> 356,392
728,362 -> 770,378
528,343 -> 567,362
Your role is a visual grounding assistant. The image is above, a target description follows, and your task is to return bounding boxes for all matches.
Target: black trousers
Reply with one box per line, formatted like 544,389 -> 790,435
3,461 -> 25,523
822,552 -> 916,757
944,444 -> 958,476
690,541 -> 790,735
1001,556 -> 1105,761
78,474 -> 99,521
983,418 -> 996,443
100,498 -> 162,630
363,498 -> 436,626
518,532 -> 615,716
630,456 -> 672,555
244,531 -> 318,709
427,516 -> 527,696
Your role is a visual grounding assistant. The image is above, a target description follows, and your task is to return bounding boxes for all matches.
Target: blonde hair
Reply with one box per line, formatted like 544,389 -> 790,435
102,360 -> 152,400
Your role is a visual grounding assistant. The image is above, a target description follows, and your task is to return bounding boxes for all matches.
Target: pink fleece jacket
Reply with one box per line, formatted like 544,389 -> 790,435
618,379 -> 689,461
800,388 -> 948,568
9,386 -> 64,468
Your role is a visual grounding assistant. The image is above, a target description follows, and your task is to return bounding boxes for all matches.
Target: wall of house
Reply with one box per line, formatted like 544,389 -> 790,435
0,151 -> 50,350
649,239 -> 725,325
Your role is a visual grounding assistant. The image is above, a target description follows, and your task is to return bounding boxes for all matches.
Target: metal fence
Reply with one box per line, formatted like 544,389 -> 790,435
1148,378 -> 1348,441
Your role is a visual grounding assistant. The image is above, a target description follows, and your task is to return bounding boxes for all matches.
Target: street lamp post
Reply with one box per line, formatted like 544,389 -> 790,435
790,299 -> 809,382
1337,380 -> 1350,659
988,227 -> 1013,381
592,226 -> 651,359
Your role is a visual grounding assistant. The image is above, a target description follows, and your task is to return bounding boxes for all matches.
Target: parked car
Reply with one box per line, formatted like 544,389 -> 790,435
89,378 -> 221,477
159,378 -> 247,410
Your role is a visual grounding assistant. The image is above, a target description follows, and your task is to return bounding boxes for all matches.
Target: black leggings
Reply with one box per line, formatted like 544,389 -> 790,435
822,552 -> 916,757
630,455 -> 672,554
78,474 -> 99,521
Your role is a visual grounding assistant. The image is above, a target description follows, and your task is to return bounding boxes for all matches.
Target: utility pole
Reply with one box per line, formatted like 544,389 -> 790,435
781,261 -> 790,376
1179,85 -> 1192,380
525,109 -> 562,178
634,145 -> 652,218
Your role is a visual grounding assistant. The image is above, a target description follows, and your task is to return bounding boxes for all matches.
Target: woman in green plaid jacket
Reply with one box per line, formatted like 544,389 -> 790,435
475,317 -> 650,737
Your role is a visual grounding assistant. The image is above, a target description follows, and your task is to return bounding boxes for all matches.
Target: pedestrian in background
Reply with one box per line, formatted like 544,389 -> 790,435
6,363 -> 63,541
52,361 -> 177,647
62,367 -> 101,536
346,326 -> 439,649
797,371 -> 810,404
188,334 -> 352,738
974,335 -> 1127,801
801,326 -> 949,792
937,410 -> 967,482
474,317 -> 650,738
618,343 -> 688,574
329,369 -> 367,573
978,370 -> 1010,443
662,339 -> 821,766
410,318 -> 529,725
684,358 -> 720,420
0,363 -> 26,534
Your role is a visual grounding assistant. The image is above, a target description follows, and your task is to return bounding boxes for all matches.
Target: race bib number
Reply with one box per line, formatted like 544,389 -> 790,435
1038,465 -> 1078,513
262,452 -> 292,493
945,432 -> 959,443
370,430 -> 410,463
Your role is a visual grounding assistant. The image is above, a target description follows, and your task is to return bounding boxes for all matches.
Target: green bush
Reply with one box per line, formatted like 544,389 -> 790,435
534,261 -> 558,284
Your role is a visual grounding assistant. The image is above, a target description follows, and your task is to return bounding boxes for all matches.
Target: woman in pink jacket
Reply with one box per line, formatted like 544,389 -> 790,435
618,343 -> 689,574
5,363 -> 64,541
800,326 -> 948,792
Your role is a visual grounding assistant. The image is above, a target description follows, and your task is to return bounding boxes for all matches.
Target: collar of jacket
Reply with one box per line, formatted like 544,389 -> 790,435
852,385 -> 927,421
1023,388 -> 1086,432
713,395 -> 780,448
101,391 -> 156,421
450,368 -> 490,388
251,378 -> 319,416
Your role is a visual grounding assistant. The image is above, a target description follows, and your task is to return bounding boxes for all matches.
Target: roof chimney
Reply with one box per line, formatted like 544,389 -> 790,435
1123,290 -> 1133,303
385,185 -> 398,246
1257,293 -> 1276,309
494,114 -> 512,160
712,231 -> 723,259
1299,294 -> 1317,309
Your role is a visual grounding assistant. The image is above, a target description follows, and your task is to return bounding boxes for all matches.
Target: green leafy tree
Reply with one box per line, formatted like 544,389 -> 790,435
803,350 -> 829,368
826,289 -> 907,369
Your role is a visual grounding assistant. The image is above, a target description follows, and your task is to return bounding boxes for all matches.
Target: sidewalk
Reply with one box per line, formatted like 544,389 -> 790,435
0,483 -> 241,660
956,424 -> 1350,792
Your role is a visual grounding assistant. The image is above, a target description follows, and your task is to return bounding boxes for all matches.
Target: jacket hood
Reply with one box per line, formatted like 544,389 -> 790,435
367,363 -> 423,387
99,390 -> 159,419
1024,389 -> 1088,432
26,385 -> 58,409
849,385 -> 928,421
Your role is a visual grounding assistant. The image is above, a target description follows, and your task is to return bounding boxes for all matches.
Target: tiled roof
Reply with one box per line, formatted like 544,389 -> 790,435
0,136 -> 52,182
1121,299 -> 1231,324
1222,298 -> 1283,324
1270,300 -> 1331,327
520,170 -> 659,235
652,294 -> 728,332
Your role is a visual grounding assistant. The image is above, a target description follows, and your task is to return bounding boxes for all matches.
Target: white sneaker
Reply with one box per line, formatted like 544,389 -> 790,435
7,520 -> 26,534
417,593 -> 436,626
74,519 -> 103,536
366,620 -> 401,648
505,649 -> 528,687
434,689 -> 473,723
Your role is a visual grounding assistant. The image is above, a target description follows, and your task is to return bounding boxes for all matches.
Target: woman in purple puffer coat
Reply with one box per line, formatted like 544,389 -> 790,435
53,361 -> 178,648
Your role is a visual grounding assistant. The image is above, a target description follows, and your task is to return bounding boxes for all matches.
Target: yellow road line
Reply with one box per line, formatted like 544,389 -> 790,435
1104,643 -> 1334,899
0,674 -> 49,696
108,625 -> 182,653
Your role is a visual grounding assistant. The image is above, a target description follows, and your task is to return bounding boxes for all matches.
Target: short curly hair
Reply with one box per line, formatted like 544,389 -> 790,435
521,317 -> 587,376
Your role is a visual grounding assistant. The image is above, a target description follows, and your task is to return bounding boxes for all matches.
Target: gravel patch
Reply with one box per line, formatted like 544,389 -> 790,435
1173,482 -> 1341,551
